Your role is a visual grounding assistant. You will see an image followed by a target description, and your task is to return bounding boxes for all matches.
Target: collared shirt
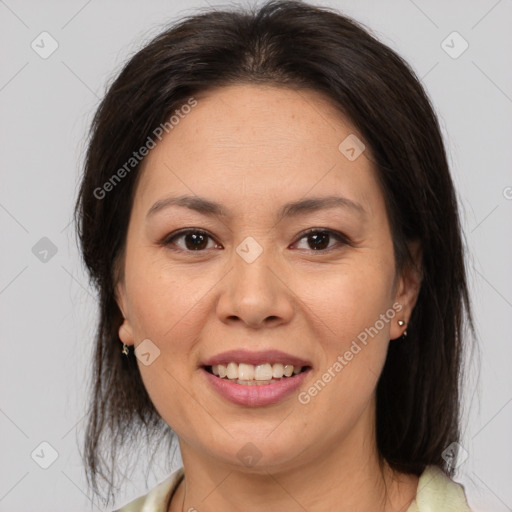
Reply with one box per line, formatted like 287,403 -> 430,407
114,464 -> 472,511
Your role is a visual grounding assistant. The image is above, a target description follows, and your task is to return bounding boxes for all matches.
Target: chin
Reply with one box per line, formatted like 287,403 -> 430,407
196,431 -> 311,474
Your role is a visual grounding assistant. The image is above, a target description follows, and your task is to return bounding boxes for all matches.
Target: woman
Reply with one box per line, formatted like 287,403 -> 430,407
74,1 -> 475,510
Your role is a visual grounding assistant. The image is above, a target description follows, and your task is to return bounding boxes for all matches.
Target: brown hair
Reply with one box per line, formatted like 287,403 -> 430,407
74,0 -> 475,506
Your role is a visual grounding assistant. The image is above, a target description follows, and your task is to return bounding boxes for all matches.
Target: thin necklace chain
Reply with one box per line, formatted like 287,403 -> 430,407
181,478 -> 185,512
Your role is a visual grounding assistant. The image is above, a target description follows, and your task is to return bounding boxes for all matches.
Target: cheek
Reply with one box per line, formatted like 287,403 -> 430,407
299,261 -> 395,347
128,268 -> 209,433
124,254 -> 215,394
125,253 -> 212,343
294,262 -> 394,407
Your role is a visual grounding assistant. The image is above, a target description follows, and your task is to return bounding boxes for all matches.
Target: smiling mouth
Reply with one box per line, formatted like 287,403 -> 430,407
204,362 -> 311,385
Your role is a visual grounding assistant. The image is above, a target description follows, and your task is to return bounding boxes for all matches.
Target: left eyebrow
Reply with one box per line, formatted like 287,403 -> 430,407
146,195 -> 230,220
146,194 -> 367,221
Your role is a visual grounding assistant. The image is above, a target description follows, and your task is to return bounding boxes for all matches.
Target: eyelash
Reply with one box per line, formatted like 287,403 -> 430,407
161,228 -> 351,254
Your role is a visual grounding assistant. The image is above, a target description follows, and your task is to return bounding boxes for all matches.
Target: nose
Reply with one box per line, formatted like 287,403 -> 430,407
216,246 -> 295,329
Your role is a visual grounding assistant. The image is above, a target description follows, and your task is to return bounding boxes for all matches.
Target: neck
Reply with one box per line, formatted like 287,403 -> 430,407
169,401 -> 418,512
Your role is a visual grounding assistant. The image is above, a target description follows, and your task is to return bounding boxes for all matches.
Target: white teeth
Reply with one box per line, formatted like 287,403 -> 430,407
254,363 -> 273,380
226,362 -> 238,380
272,363 -> 284,378
238,363 -> 255,380
217,364 -> 227,378
283,364 -> 294,377
209,362 -> 304,381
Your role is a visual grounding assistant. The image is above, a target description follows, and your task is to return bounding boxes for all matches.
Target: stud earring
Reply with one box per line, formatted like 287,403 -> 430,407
397,319 -> 408,338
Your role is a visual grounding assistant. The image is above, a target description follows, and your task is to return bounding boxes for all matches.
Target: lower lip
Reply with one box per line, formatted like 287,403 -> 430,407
202,367 -> 311,407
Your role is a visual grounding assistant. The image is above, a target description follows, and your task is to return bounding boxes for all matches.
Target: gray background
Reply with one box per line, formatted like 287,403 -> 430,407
1,0 -> 511,510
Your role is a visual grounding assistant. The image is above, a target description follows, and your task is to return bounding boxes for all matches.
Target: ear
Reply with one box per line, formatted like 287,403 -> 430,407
389,240 -> 422,340
115,281 -> 135,347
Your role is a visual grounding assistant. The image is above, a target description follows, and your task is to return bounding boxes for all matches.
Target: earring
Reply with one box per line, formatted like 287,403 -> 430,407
397,319 -> 407,338
121,343 -> 130,356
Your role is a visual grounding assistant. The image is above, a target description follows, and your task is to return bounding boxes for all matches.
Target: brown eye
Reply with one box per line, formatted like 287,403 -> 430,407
294,229 -> 349,252
163,229 -> 219,251
162,228 -> 350,254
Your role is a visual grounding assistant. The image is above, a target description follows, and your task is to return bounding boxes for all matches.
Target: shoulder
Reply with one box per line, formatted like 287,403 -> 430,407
113,467 -> 184,512
406,465 -> 472,512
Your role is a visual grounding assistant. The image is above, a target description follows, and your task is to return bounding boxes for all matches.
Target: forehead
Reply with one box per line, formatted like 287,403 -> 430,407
133,84 -> 380,220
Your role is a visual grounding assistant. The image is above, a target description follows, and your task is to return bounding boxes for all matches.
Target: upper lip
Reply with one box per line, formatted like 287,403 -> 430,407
202,349 -> 312,368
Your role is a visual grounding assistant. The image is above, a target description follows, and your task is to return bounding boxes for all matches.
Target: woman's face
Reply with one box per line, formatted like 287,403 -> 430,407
116,84 -> 421,473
